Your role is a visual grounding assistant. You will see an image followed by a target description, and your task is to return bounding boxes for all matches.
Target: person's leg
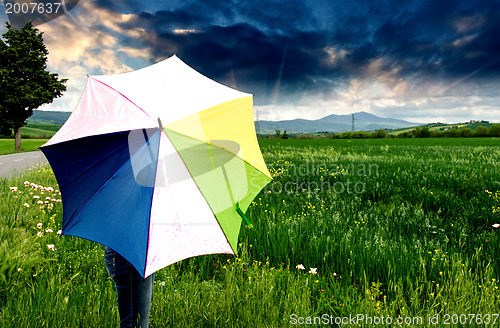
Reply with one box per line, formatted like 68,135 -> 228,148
131,269 -> 155,328
105,247 -> 155,328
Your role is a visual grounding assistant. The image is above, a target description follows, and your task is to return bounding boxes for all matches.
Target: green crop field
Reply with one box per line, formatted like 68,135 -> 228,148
21,123 -> 60,139
1,138 -> 499,327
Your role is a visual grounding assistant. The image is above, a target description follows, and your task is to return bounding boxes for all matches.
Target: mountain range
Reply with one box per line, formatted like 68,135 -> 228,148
29,110 -> 420,134
257,111 -> 420,134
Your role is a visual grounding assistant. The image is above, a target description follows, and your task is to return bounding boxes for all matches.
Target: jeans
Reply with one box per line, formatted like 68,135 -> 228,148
104,247 -> 155,328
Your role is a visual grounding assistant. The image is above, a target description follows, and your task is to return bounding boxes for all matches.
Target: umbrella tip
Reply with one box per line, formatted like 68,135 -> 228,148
157,118 -> 163,130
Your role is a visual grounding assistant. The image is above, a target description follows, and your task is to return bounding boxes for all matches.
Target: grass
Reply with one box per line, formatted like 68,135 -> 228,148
20,127 -> 55,139
1,138 -> 499,327
0,139 -> 48,155
0,123 -> 59,155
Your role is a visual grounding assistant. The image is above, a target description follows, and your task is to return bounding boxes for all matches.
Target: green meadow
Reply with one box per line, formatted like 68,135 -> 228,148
1,138 -> 499,327
0,139 -> 48,155
19,123 -> 58,140
0,123 -> 57,155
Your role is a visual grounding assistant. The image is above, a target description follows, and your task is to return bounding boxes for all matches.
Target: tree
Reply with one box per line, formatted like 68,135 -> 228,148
371,129 -> 387,138
459,128 -> 473,137
0,22 -> 67,150
489,124 -> 500,137
413,126 -> 431,138
282,130 -> 289,139
0,123 -> 11,136
475,125 -> 489,137
275,130 -> 281,139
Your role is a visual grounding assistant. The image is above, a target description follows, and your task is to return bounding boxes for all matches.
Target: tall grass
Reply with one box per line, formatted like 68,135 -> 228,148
1,138 -> 499,327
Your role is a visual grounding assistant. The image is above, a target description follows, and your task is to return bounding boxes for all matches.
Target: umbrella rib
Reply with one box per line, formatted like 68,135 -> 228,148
163,127 -> 272,179
63,130 -> 161,232
143,130 -> 160,278
55,138 -> 131,195
161,129 -> 237,255
90,77 -> 156,123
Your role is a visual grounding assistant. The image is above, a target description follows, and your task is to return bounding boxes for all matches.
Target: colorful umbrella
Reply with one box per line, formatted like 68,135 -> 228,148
40,55 -> 272,278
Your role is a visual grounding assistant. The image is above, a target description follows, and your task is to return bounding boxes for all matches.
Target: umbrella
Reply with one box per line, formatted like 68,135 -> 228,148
40,55 -> 272,278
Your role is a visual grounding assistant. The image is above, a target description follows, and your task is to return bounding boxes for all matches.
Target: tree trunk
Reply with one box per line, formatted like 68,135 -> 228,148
14,126 -> 22,151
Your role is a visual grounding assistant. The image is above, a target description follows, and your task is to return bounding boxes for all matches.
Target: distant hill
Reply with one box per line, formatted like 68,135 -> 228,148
29,110 -> 419,134
28,110 -> 71,124
257,111 -> 420,134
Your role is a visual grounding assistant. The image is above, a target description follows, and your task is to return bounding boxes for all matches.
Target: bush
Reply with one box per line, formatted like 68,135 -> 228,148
353,131 -> 370,139
475,126 -> 489,137
489,124 -> 500,137
459,128 -> 473,137
413,126 -> 431,138
371,129 -> 387,138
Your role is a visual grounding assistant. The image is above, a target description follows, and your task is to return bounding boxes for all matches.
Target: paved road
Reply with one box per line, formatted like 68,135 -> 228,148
0,151 -> 48,178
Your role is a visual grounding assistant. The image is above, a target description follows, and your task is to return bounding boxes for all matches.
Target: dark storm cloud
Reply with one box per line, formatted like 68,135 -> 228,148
104,1 -> 337,104
370,0 -> 500,79
93,0 -> 500,104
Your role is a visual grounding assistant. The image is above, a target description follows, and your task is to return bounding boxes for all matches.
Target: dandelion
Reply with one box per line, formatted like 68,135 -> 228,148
37,223 -> 43,228
37,232 -> 43,237
10,187 -> 18,192
296,264 -> 305,270
309,268 -> 317,274
47,244 -> 55,251
493,223 -> 500,229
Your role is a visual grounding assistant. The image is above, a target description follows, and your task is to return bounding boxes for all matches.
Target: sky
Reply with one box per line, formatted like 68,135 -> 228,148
1,0 -> 499,123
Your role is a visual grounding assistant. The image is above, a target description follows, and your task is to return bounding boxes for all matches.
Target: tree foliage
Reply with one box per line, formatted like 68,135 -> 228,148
0,21 -> 67,149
